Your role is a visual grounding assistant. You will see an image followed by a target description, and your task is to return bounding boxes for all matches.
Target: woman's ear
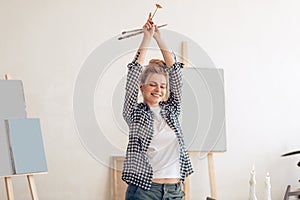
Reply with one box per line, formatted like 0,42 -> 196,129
140,84 -> 143,92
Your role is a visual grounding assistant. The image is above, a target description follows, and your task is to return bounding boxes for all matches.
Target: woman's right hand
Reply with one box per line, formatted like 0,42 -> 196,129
142,13 -> 155,38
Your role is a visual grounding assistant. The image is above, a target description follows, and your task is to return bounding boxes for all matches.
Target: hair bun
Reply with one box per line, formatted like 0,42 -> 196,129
148,59 -> 166,66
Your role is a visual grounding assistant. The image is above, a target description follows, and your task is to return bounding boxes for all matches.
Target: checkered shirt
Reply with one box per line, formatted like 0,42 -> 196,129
122,53 -> 194,190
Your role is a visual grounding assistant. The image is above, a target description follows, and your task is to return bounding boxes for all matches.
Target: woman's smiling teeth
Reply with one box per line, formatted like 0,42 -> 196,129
151,93 -> 161,97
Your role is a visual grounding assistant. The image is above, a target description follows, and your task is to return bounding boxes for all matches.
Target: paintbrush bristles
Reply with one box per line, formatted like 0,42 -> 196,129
151,4 -> 162,19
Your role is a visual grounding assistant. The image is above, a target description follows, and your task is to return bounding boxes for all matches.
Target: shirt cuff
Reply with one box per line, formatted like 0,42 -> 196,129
163,62 -> 184,73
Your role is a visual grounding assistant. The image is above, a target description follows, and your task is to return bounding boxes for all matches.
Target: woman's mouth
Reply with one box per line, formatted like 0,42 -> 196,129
151,93 -> 161,97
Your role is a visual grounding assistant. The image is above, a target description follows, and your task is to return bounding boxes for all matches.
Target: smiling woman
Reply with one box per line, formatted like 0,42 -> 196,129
140,61 -> 169,107
121,14 -> 193,200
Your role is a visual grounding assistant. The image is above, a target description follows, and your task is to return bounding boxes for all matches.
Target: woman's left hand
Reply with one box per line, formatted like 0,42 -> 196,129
145,14 -> 160,40
143,13 -> 155,38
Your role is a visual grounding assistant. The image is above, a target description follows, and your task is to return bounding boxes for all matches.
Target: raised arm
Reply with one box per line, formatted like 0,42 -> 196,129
152,24 -> 183,114
135,13 -> 155,65
123,15 -> 155,123
153,24 -> 175,67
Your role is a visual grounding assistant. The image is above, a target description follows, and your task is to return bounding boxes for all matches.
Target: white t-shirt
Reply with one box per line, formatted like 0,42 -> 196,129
147,106 -> 180,179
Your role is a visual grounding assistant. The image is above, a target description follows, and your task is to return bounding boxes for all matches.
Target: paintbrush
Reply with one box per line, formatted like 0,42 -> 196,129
151,4 -> 162,20
121,24 -> 167,35
118,24 -> 167,40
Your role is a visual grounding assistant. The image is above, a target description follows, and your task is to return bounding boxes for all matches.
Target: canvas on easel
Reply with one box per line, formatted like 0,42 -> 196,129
0,79 -> 47,176
0,80 -> 27,176
5,118 -> 47,174
180,41 -> 227,199
182,68 -> 226,152
0,77 -> 47,200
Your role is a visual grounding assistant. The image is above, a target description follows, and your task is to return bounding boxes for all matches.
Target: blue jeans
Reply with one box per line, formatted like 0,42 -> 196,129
125,182 -> 185,200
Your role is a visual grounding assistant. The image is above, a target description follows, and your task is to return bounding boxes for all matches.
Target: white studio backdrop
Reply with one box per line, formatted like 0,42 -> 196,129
0,0 -> 300,199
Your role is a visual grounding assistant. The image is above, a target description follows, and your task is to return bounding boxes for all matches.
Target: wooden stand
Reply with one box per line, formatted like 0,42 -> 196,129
5,176 -> 14,199
207,152 -> 217,199
181,43 -> 219,199
4,174 -> 39,200
181,41 -> 188,66
188,152 -> 217,199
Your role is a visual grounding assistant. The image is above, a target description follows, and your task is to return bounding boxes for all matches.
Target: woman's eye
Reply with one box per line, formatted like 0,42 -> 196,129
161,86 -> 166,89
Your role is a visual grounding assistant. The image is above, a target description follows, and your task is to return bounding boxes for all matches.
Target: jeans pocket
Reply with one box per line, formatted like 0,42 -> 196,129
125,184 -> 139,200
165,188 -> 185,200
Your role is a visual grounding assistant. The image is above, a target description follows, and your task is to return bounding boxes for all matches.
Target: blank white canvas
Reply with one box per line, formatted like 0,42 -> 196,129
182,68 -> 227,152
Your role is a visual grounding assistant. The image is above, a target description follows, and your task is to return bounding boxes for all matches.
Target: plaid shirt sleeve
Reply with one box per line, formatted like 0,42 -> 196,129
163,62 -> 184,115
122,52 -> 143,124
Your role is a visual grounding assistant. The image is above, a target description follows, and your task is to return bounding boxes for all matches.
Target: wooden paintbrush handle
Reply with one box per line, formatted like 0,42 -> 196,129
118,31 -> 144,40
121,24 -> 167,35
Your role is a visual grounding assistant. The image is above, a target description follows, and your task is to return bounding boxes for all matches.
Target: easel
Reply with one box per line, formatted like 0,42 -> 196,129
181,42 -> 218,199
2,74 -> 41,200
187,151 -> 217,199
3,173 -> 40,200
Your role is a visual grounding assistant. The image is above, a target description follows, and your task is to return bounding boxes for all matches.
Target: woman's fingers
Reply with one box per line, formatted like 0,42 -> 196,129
143,12 -> 154,30
142,13 -> 156,35
144,21 -> 154,30
147,12 -> 154,24
143,24 -> 150,30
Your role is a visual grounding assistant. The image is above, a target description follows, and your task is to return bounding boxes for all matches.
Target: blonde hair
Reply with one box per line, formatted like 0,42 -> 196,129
140,59 -> 169,100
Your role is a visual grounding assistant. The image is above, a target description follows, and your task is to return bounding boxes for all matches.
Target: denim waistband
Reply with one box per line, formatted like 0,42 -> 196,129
151,182 -> 181,190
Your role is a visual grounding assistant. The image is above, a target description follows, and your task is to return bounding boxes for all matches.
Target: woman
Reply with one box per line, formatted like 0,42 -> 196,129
122,14 -> 193,200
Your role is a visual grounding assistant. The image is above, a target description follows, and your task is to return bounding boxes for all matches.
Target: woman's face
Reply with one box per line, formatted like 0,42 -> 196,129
140,73 -> 167,107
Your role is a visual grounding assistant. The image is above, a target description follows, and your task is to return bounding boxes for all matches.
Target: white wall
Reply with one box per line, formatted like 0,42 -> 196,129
1,0 -> 300,199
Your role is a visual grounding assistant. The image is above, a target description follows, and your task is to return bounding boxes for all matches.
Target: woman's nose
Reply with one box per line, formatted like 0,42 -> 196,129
154,85 -> 161,92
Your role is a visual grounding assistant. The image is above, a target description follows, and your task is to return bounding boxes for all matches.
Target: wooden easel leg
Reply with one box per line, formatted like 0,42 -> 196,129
27,175 -> 39,200
181,41 -> 188,67
5,177 -> 15,200
207,153 -> 217,199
